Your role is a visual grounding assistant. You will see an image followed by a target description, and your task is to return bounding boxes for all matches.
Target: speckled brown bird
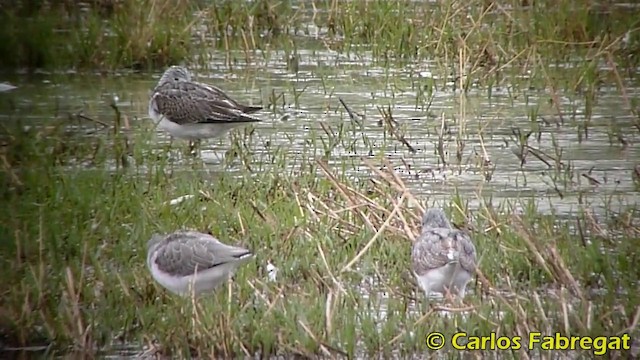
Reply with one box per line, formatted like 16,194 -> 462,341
148,66 -> 262,140
412,208 -> 477,299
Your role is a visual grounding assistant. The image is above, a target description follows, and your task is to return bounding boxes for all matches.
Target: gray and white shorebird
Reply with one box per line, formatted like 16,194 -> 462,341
412,208 -> 477,300
148,65 -> 262,142
146,230 -> 254,297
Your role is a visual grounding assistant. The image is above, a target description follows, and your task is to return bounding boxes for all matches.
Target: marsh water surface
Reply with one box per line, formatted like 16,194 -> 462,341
2,50 -> 638,218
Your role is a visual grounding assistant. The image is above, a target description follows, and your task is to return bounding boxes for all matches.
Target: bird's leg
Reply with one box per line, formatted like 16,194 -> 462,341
188,140 -> 201,157
181,140 -> 198,158
419,288 -> 433,312
457,287 -> 466,300
162,136 -> 174,159
227,276 -> 233,314
180,141 -> 190,158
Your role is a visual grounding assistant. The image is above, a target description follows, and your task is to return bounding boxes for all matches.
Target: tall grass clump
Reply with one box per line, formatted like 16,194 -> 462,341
207,0 -> 299,42
308,0 -> 640,96
2,0 -> 639,93
0,0 -> 195,70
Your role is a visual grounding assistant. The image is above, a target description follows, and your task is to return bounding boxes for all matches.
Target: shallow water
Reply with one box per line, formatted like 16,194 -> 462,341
2,49 -> 638,220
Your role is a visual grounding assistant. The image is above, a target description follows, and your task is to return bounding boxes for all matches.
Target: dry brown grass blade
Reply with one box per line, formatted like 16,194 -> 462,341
325,289 -> 334,337
316,158 -> 376,232
249,200 -> 278,228
431,305 -> 476,312
1,154 -> 23,187
474,201 -> 503,236
474,268 -> 519,314
547,246 -> 586,303
359,157 -> 456,242
581,173 -> 601,186
605,51 -> 635,123
306,162 -> 417,243
523,145 -> 555,168
537,54 -> 565,124
316,241 -> 348,296
319,121 -> 336,143
617,305 -> 640,336
533,292 -> 551,330
583,209 -> 609,239
511,214 -> 555,277
377,106 -> 417,154
389,194 -> 417,242
341,192 -> 406,274
338,97 -> 363,124
64,267 -> 92,351
361,157 -> 424,213
75,113 -> 111,128
297,320 -> 344,358
511,214 -> 585,301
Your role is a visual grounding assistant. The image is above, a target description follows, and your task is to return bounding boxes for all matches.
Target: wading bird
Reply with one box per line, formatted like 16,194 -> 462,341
148,65 -> 262,153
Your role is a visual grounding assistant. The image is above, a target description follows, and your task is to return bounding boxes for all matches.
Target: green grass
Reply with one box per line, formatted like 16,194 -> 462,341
0,0 -> 195,70
0,111 -> 638,357
2,0 -> 639,93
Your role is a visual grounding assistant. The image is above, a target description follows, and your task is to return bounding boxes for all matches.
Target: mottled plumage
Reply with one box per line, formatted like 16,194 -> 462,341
412,208 -> 476,299
148,66 -> 262,140
147,230 -> 254,297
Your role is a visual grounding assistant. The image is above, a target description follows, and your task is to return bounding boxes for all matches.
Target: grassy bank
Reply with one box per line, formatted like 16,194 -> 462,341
0,0 -> 195,70
2,1 -> 639,85
0,111 -> 638,358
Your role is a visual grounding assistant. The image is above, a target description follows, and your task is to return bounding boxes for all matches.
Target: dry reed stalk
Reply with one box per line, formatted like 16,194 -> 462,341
341,192 -> 407,273
377,106 -> 417,154
511,214 -> 585,301
316,159 -> 376,231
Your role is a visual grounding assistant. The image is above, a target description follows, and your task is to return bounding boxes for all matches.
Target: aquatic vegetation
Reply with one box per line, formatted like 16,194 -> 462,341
0,0 -> 194,70
1,0 -> 639,83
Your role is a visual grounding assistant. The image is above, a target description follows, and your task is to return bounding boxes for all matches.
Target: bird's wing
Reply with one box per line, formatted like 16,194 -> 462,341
194,82 -> 242,107
412,228 -> 477,275
151,83 -> 261,125
194,85 -> 262,113
153,231 -> 252,277
457,231 -> 477,273
186,82 -> 263,121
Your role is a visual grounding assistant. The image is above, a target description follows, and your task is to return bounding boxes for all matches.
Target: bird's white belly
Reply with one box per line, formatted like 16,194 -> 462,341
150,260 -> 239,296
417,263 -> 472,296
148,99 -> 243,140
158,118 -> 244,140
